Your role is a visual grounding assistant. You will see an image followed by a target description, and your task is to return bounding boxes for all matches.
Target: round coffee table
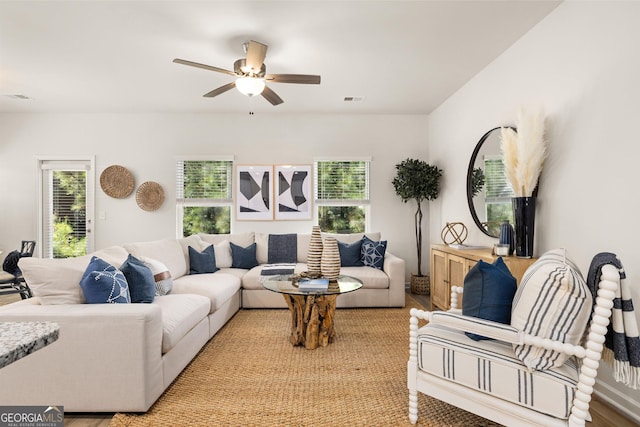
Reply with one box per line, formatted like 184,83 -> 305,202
263,275 -> 362,349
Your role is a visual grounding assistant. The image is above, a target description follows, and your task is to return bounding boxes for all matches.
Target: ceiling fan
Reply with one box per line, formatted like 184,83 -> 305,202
173,40 -> 321,106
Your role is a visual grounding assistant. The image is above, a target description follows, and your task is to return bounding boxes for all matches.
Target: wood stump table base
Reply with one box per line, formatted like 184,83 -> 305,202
282,293 -> 337,349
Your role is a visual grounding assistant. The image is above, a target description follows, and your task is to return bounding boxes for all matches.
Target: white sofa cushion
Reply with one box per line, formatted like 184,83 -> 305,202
20,256 -> 90,304
198,232 -> 255,248
18,246 -> 129,305
418,322 -> 579,420
172,272 -> 241,313
340,266 -> 389,289
152,294 -> 210,354
124,239 -> 188,279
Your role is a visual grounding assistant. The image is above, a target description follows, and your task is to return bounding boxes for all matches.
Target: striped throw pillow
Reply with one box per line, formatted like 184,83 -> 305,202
511,249 -> 592,371
140,256 -> 173,296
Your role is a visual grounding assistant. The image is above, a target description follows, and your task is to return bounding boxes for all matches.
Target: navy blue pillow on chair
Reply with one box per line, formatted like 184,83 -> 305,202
189,245 -> 218,274
230,242 -> 259,269
461,257 -> 517,341
338,240 -> 364,267
120,254 -> 156,303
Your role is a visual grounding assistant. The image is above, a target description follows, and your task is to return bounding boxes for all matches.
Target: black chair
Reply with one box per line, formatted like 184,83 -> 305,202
0,240 -> 36,300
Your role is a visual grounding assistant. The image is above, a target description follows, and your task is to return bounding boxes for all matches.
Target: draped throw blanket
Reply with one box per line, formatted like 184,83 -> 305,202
259,264 -> 296,282
587,252 -> 640,389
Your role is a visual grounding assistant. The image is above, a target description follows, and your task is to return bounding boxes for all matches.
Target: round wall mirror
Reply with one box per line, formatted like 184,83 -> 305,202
466,127 -> 516,238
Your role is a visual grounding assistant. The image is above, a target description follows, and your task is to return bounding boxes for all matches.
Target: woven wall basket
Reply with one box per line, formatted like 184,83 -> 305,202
136,181 -> 164,211
100,165 -> 134,198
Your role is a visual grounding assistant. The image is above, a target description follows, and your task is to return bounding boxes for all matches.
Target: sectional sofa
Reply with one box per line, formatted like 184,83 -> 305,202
0,231 -> 405,412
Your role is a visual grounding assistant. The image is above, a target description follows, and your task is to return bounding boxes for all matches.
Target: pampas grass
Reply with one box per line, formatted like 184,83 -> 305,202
501,108 -> 547,196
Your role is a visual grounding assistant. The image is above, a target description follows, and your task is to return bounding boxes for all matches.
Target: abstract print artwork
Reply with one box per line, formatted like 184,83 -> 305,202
236,165 -> 273,220
275,165 -> 312,220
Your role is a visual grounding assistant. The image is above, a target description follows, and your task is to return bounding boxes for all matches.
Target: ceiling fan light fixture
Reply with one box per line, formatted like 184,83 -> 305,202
235,77 -> 265,97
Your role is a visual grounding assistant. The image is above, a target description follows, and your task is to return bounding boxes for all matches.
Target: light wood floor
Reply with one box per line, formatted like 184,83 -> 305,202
2,292 -> 638,427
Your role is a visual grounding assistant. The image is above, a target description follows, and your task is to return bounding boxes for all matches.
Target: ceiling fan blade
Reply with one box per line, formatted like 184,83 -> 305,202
261,85 -> 283,106
173,58 -> 236,76
245,40 -> 268,73
265,74 -> 321,84
203,82 -> 236,98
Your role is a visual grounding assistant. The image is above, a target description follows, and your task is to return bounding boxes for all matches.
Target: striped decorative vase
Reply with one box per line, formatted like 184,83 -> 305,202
307,226 -> 323,276
320,237 -> 341,281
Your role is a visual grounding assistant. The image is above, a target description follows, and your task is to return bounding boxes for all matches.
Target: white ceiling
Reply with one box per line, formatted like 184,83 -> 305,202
0,1 -> 561,115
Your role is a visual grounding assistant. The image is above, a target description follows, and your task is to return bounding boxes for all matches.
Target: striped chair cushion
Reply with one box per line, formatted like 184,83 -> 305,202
511,249 -> 592,371
417,323 -> 580,419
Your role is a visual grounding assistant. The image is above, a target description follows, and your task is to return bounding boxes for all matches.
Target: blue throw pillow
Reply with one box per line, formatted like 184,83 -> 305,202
189,245 -> 218,274
462,257 -> 517,341
80,256 -> 131,304
268,234 -> 297,264
338,240 -> 364,267
230,242 -> 259,269
361,236 -> 387,270
120,254 -> 156,303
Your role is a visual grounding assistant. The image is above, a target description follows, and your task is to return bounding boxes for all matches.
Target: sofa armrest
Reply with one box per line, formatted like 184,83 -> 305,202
384,252 -> 406,307
0,302 -> 165,412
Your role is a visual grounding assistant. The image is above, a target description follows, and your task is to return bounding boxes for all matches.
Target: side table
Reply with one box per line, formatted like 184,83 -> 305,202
263,275 -> 362,349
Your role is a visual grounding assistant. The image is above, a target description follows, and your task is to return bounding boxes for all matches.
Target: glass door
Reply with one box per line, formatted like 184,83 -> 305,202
38,158 -> 95,258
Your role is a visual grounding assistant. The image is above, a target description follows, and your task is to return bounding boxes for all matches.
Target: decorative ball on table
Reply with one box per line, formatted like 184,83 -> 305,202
441,222 -> 468,246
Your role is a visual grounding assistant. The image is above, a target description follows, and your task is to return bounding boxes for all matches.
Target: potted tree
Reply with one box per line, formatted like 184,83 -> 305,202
392,158 -> 442,295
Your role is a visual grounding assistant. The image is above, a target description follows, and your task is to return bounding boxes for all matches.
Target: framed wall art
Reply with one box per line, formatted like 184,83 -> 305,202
235,165 -> 273,221
275,164 -> 312,220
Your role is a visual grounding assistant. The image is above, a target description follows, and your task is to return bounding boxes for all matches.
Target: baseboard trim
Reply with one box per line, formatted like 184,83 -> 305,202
594,382 -> 640,424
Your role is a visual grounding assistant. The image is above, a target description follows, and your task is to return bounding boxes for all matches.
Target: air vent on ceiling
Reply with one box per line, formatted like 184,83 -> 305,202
343,96 -> 364,102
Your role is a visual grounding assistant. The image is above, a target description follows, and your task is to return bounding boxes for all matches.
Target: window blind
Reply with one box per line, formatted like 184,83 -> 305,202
176,159 -> 233,203
484,157 -> 514,200
314,160 -> 370,204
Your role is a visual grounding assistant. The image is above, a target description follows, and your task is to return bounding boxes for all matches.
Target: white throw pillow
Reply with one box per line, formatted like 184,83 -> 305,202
511,249 -> 592,371
255,233 -> 269,264
212,240 -> 232,268
297,234 -> 311,263
139,256 -> 173,295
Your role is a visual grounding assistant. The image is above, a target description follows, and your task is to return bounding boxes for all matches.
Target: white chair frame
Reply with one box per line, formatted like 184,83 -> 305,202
408,264 -> 620,427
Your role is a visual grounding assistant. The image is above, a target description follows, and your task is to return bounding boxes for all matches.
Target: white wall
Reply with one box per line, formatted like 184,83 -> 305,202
427,1 -> 640,420
0,113 -> 427,278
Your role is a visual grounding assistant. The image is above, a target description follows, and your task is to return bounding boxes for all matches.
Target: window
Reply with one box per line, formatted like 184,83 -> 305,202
176,158 -> 233,237
314,159 -> 370,233
484,155 -> 514,235
38,158 -> 95,258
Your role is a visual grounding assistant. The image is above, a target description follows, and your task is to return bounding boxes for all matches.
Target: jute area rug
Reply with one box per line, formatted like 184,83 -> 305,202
110,295 -> 499,427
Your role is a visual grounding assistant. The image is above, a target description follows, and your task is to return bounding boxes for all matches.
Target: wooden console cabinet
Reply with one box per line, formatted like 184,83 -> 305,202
429,244 -> 537,311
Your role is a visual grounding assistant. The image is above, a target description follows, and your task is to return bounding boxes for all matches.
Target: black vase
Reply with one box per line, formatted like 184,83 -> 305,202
499,220 -> 515,256
512,197 -> 536,258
